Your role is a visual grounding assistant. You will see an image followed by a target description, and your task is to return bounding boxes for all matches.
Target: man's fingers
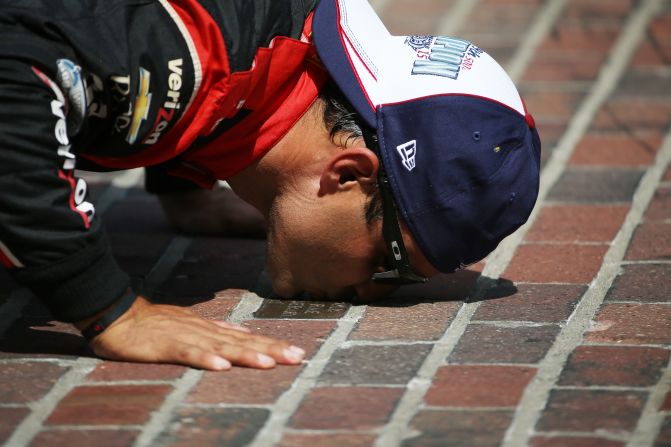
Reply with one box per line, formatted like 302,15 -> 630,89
173,344 -> 232,371
211,321 -> 251,333
211,343 -> 278,369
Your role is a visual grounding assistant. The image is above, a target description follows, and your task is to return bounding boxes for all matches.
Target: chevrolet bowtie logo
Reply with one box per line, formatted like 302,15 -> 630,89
126,67 -> 152,145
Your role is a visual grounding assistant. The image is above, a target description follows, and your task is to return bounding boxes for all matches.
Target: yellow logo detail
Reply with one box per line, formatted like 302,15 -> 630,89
126,67 -> 152,144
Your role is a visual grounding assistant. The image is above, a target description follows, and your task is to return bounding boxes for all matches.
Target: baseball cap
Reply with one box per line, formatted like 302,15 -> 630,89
312,0 -> 541,273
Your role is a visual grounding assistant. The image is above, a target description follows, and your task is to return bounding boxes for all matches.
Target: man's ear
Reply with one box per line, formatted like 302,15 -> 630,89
319,147 -> 379,196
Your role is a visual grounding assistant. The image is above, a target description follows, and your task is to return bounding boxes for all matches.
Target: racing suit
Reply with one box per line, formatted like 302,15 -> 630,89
0,0 -> 325,323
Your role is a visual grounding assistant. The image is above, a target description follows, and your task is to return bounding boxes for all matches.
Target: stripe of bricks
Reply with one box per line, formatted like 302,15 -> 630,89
373,1 -> 571,444
502,1 -> 669,446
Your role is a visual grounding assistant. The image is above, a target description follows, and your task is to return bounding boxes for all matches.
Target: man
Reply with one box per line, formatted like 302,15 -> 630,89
0,0 -> 540,370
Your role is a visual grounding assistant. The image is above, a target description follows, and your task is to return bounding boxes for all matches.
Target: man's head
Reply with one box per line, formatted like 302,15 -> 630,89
228,0 -> 540,301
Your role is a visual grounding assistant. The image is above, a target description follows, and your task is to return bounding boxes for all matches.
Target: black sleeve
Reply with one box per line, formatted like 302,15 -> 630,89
144,162 -> 203,195
0,57 -> 129,323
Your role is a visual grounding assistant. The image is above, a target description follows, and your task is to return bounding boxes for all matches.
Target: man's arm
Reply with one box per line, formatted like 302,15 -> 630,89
0,58 -> 303,370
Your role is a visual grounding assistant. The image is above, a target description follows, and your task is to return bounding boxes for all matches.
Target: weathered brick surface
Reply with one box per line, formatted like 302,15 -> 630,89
660,392 -> 671,411
526,205 -> 629,243
449,324 -> 560,364
536,389 -> 646,433
31,430 -> 139,447
0,407 -> 29,444
605,264 -> 671,303
158,407 -> 269,447
86,362 -> 186,382
290,387 -> 404,430
585,304 -> 671,345
46,385 -> 172,425
547,168 -> 644,203
625,222 -> 671,261
404,410 -> 513,447
188,321 -> 334,405
0,362 -> 67,403
646,185 -> 671,221
319,345 -> 432,385
569,131 -> 662,167
278,434 -> 376,447
505,244 -> 609,284
350,298 -> 461,340
530,437 -> 624,447
474,284 -> 586,323
425,365 -> 536,407
558,346 -> 670,387
657,417 -> 671,447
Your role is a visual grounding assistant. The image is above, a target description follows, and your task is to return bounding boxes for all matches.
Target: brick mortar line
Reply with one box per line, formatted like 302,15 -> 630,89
0,359 -> 77,366
554,385 -> 652,392
583,342 -> 671,349
603,300 -> 671,305
248,305 -> 367,447
506,0 -> 569,83
628,358 -> 671,446
502,2 -> 670,444
4,357 -> 99,447
534,430 -> 630,442
132,369 -> 203,447
621,260 -> 671,265
373,300 -> 480,446
436,0 -> 481,36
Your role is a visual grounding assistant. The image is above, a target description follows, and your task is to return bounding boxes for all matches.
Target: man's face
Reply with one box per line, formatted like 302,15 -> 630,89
264,172 -> 438,301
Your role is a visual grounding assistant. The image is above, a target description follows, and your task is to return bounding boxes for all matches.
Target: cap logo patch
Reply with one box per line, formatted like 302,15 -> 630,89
411,36 -> 482,80
404,35 -> 434,52
396,140 -> 417,171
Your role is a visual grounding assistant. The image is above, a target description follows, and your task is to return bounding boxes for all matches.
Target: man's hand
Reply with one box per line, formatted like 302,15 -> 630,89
158,186 -> 266,238
80,296 -> 305,370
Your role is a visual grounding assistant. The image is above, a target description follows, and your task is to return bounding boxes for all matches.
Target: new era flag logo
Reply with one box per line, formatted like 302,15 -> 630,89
397,140 -> 417,171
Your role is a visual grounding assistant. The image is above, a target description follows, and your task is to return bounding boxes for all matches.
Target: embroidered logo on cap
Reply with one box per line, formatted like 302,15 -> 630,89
397,140 -> 417,172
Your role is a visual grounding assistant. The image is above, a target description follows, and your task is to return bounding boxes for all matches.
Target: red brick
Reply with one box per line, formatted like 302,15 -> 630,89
188,321 -> 334,405
406,410 -> 513,447
519,88 -> 583,121
592,99 -> 671,132
530,437 -> 624,447
189,290 -> 243,320
31,430 -> 139,447
586,304 -> 671,345
505,244 -> 609,284
570,132 -> 662,166
475,283 -> 585,323
657,417 -> 671,446
661,392 -> 671,411
606,264 -> 671,303
626,222 -> 671,262
558,346 -> 670,387
188,365 -> 303,405
0,407 -> 28,444
449,324 -> 559,364
241,320 -> 336,358
0,362 -> 67,403
380,0 -> 453,35
562,0 -> 634,19
632,17 -> 671,68
351,297 -> 462,341
537,389 -> 645,433
277,434 -> 375,447
425,365 -> 536,407
161,407 -> 268,447
290,387 -> 403,430
645,186 -> 671,221
86,362 -> 186,382
526,205 -> 629,243
46,385 -> 172,425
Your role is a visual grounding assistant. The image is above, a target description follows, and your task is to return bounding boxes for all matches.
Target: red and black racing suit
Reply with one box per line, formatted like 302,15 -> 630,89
0,0 -> 324,323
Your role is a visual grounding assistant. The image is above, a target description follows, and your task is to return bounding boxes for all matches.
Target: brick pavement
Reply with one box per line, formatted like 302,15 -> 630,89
1,0 -> 671,446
